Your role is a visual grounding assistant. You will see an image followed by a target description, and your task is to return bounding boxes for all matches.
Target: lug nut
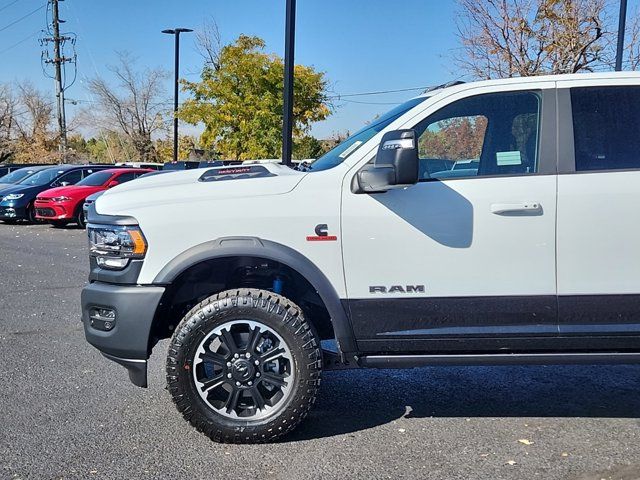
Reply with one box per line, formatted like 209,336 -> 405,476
256,372 -> 261,377
234,353 -> 240,359
226,362 -> 232,367
254,360 -> 259,365
227,373 -> 232,378
235,381 -> 241,386
247,381 -> 253,386
245,352 -> 251,358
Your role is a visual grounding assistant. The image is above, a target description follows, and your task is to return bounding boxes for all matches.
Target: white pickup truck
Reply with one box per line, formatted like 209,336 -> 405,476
82,72 -> 640,443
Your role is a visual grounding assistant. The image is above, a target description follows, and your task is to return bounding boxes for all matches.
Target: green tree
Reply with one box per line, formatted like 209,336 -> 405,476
179,35 -> 331,160
293,135 -> 325,160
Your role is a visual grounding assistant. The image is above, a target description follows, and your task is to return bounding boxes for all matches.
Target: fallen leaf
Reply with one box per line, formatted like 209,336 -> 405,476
506,460 -> 516,466
518,439 -> 533,445
561,452 -> 569,457
398,428 -> 406,433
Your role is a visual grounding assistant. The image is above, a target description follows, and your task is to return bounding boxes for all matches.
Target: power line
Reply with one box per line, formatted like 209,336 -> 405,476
328,85 -> 430,99
0,3 -> 45,33
0,0 -> 22,14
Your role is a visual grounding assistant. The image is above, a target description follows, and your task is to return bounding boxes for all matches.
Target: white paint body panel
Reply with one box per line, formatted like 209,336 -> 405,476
341,176 -> 557,298
557,171 -> 640,295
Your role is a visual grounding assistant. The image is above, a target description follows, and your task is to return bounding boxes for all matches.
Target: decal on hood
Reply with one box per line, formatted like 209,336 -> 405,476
199,165 -> 276,182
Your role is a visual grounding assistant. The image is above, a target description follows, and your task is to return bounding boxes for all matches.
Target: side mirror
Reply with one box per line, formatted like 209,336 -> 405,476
352,129 -> 419,194
107,180 -> 119,188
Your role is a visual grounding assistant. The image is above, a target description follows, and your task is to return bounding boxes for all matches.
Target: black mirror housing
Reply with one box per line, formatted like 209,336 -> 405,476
353,129 -> 419,193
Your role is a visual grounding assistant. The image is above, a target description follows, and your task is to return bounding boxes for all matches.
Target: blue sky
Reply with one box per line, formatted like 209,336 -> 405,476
0,0 -> 630,140
0,0 -> 462,139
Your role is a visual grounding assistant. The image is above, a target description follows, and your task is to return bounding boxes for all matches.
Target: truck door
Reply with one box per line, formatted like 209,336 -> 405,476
556,83 -> 640,345
341,86 -> 559,353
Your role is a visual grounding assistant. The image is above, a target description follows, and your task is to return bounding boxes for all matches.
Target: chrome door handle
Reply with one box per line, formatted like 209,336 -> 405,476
491,202 -> 542,215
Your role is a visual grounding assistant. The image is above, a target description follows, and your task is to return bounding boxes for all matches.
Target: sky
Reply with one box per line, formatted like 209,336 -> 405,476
0,0 -> 631,141
0,0 -> 464,140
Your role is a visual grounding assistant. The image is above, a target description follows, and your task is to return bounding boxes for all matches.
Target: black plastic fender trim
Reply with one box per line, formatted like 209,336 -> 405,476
152,236 -> 357,353
101,352 -> 148,388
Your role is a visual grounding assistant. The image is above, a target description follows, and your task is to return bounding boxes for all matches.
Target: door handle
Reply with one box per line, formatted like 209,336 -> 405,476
491,202 -> 542,215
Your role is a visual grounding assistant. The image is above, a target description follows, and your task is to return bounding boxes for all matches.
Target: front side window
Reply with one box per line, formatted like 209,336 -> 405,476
571,86 -> 640,171
414,91 -> 540,180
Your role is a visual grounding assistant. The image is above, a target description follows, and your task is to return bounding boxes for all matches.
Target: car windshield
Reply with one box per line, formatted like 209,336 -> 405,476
305,96 -> 429,172
18,168 -> 62,186
77,171 -> 112,186
0,168 -> 38,184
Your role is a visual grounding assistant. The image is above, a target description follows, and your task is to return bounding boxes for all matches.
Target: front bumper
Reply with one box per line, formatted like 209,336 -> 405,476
81,281 -> 165,387
34,201 -> 74,220
0,203 -> 27,220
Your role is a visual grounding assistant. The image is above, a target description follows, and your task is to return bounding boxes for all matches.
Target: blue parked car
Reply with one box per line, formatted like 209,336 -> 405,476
0,165 -> 52,190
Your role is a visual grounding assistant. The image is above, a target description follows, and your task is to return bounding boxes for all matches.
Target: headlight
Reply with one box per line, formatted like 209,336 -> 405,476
87,224 -> 148,270
4,194 -> 24,200
51,196 -> 71,202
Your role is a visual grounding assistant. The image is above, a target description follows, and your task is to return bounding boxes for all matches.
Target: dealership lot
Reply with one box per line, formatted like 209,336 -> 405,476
1,224 -> 640,480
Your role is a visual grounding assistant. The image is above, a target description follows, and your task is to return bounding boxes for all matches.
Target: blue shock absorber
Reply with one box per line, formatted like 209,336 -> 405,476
272,276 -> 284,294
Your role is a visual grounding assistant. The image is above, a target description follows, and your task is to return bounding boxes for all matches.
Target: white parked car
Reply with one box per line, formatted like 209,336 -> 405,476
81,71 -> 640,443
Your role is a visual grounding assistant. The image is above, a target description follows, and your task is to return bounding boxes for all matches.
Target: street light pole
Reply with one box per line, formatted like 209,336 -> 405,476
162,28 -> 193,163
616,0 -> 628,71
282,0 -> 296,167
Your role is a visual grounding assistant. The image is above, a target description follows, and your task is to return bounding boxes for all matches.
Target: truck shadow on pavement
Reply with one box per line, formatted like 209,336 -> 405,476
287,364 -> 640,441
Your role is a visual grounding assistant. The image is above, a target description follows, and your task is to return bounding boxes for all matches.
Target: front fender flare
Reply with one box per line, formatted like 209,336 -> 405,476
153,237 -> 357,353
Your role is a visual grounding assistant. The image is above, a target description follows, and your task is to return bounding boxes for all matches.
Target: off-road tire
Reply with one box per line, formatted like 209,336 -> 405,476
166,288 -> 322,443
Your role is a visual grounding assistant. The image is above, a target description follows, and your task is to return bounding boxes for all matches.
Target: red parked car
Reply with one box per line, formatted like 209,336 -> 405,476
35,168 -> 153,227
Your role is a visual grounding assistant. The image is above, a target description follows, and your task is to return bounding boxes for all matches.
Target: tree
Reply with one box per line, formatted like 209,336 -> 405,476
155,135 -> 198,162
11,83 -> 58,164
86,52 -> 169,161
293,135 -> 325,160
179,34 -> 332,160
455,0 -> 610,78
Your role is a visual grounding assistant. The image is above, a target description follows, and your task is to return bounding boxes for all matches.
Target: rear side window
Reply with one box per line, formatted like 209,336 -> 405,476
571,86 -> 640,171
116,172 -> 137,183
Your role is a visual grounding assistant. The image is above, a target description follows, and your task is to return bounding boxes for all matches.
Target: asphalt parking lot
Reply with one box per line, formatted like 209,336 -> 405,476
1,223 -> 640,480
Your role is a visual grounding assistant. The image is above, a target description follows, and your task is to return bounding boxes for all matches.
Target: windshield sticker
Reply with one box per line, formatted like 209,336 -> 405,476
338,141 -> 363,159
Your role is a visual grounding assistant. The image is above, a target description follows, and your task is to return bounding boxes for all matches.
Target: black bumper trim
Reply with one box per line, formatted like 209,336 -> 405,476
81,281 -> 165,363
101,352 -> 148,388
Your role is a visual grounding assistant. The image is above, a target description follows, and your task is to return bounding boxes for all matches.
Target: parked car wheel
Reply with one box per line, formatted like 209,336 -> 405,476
166,288 -> 322,444
75,207 -> 86,228
26,203 -> 37,224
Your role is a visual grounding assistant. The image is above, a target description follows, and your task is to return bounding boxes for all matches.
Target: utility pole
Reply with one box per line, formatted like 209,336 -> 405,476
41,0 -> 77,159
51,0 -> 67,154
281,0 -> 296,167
616,0 -> 629,71
162,28 -> 193,163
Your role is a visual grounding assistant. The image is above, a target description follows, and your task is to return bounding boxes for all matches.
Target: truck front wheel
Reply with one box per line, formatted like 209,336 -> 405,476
166,288 -> 322,443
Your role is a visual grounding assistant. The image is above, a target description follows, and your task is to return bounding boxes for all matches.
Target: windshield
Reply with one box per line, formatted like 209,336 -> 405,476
0,168 -> 38,184
306,96 -> 429,172
18,168 -> 62,186
77,171 -> 113,186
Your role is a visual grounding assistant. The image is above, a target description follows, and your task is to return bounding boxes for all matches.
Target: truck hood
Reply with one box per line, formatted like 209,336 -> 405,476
95,163 -> 308,216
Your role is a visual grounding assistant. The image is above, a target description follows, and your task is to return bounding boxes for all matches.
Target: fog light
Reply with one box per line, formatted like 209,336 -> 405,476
89,307 -> 116,331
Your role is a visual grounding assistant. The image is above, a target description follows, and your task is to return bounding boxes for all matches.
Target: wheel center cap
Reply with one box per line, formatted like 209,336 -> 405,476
231,359 -> 255,381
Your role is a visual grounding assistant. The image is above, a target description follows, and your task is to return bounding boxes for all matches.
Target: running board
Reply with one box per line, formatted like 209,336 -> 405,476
358,352 -> 640,369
